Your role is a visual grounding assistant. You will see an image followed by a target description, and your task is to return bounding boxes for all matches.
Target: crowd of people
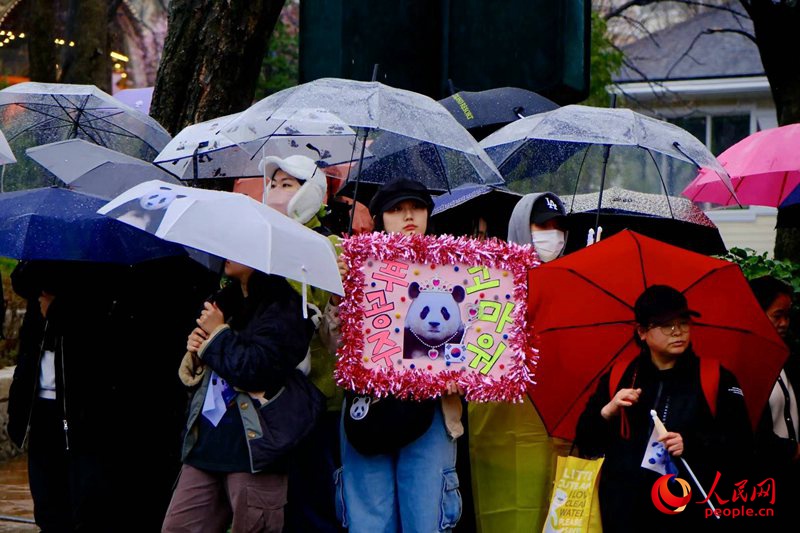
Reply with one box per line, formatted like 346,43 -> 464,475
3,154 -> 797,532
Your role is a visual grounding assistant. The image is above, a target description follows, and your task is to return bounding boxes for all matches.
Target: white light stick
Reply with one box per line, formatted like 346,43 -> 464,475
586,228 -> 595,247
649,410 -> 718,518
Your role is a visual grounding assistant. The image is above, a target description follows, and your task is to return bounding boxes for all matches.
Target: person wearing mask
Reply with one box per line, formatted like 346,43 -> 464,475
162,261 -> 314,532
467,191 -> 570,531
335,178 -> 463,533
575,285 -> 752,532
749,276 -> 798,529
508,191 -> 568,262
257,154 -> 345,532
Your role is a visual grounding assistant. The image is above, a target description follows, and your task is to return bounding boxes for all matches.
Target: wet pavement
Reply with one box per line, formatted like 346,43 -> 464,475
0,454 -> 36,532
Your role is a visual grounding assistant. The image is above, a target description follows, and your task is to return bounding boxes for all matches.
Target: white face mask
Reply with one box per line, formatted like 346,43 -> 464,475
531,229 -> 565,262
265,187 -> 296,216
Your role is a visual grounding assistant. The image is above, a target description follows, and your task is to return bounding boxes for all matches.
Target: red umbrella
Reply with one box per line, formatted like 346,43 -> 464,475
527,230 -> 788,441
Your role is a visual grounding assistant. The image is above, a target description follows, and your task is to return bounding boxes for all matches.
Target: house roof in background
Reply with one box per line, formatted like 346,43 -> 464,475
614,5 -> 764,83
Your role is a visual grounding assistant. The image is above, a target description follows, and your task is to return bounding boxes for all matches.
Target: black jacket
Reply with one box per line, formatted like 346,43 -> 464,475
7,261 -> 120,451
575,350 -> 753,532
182,273 -> 315,472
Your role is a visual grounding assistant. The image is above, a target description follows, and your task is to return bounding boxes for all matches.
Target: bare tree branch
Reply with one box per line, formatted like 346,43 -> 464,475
663,27 -> 756,79
616,13 -> 662,45
611,42 -> 720,116
605,0 -> 646,20
605,0 -> 749,21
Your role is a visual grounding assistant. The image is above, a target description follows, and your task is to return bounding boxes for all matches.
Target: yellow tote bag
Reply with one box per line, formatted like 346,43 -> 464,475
542,456 -> 603,533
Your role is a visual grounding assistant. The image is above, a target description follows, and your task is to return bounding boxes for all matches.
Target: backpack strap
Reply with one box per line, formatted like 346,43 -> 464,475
609,354 -> 721,425
700,357 -> 720,417
609,352 -> 639,440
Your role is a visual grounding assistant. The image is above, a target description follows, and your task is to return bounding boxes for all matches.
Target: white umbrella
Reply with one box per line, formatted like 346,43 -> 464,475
155,110 -> 363,180
26,139 -> 179,199
98,180 -> 343,296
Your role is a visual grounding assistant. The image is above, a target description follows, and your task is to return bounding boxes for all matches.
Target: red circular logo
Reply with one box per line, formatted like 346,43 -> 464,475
651,474 -> 692,514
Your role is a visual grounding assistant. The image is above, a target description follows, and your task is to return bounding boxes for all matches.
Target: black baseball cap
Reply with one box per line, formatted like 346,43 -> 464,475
368,178 -> 434,218
634,285 -> 701,326
530,193 -> 566,225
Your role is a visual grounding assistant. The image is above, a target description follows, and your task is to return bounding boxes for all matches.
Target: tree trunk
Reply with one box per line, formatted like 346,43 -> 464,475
150,0 -> 285,136
26,0 -> 59,82
743,1 -> 800,262
60,0 -> 112,92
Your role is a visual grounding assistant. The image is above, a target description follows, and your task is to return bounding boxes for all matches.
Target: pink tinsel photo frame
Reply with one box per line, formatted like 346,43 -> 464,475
334,233 -> 540,402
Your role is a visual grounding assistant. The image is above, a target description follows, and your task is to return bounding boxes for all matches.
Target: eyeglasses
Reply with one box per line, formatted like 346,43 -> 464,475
651,320 -> 692,336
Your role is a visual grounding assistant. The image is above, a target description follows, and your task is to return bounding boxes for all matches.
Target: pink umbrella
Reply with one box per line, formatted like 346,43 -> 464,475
683,124 -> 800,206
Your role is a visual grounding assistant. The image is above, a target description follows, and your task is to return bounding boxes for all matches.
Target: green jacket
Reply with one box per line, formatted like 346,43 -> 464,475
287,214 -> 343,411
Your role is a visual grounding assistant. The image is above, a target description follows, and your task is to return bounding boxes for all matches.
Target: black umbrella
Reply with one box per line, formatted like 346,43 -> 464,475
431,184 -> 521,239
562,187 -> 727,255
439,87 -> 558,140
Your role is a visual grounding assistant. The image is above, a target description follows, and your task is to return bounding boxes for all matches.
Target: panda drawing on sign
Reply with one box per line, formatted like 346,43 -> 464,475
403,279 -> 466,360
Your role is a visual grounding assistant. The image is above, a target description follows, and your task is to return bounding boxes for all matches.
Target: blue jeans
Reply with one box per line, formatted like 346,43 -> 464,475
336,402 -> 462,533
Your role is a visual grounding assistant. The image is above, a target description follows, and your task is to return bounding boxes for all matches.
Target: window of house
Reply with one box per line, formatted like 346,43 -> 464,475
668,114 -> 751,155
710,115 -> 750,154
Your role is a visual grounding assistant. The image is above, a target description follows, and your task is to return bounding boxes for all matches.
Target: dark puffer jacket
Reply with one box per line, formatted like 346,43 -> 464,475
181,272 -> 314,473
575,349 -> 753,533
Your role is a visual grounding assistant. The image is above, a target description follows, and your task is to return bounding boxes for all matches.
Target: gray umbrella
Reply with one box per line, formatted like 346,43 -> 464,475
0,82 -> 171,190
563,187 -> 716,227
561,187 -> 726,255
0,127 -> 15,165
26,139 -> 180,200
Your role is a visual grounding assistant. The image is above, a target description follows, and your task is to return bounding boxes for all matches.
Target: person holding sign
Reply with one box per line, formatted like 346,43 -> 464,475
336,178 -> 464,533
574,285 -> 752,532
468,191 -> 571,532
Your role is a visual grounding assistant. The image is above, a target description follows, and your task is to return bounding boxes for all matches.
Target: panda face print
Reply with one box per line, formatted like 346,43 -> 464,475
405,282 -> 466,345
138,186 -> 186,211
106,186 -> 187,233
349,396 -> 371,420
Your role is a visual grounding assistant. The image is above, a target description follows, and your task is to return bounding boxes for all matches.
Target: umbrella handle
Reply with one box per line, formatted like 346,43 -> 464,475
301,267 -> 308,319
261,145 -> 269,204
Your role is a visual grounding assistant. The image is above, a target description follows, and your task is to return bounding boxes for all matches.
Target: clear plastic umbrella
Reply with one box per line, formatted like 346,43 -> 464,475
0,82 -> 171,190
222,78 -> 503,193
155,110 -> 362,180
26,139 -> 180,199
481,105 -> 734,201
